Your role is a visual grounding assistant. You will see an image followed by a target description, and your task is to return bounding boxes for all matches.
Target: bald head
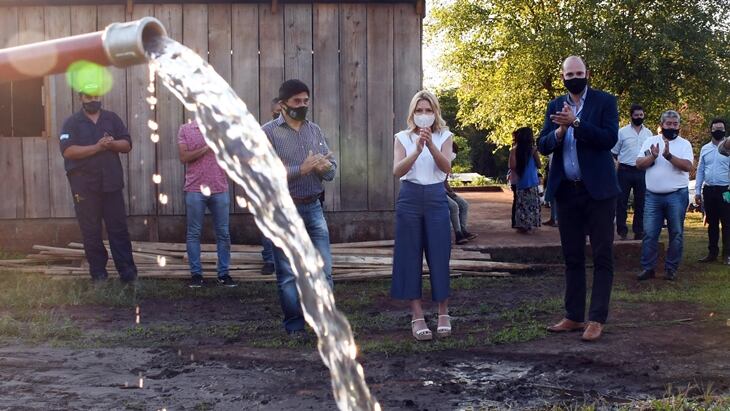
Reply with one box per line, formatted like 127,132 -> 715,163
562,56 -> 587,72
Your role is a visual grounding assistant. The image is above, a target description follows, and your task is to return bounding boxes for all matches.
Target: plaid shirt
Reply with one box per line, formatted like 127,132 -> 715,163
262,115 -> 337,198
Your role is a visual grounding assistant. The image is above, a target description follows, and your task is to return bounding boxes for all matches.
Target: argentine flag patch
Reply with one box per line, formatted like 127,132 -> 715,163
60,134 -> 69,140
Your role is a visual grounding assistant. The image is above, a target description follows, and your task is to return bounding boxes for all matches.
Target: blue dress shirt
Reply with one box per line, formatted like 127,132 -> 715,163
562,88 -> 587,181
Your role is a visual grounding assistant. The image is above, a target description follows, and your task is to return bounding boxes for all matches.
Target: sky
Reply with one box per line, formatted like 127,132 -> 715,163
423,0 -> 457,91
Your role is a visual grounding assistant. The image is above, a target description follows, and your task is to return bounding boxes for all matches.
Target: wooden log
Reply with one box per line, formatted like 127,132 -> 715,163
331,239 -> 394,248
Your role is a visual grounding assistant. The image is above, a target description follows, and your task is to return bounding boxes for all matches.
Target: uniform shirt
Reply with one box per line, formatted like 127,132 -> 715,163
638,135 -> 694,194
262,115 -> 337,198
59,109 -> 131,192
177,122 -> 229,194
395,128 -> 452,185
563,88 -> 587,181
612,123 -> 653,166
696,140 -> 730,195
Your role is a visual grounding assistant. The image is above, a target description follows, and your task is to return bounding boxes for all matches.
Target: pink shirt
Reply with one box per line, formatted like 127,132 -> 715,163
177,122 -> 229,193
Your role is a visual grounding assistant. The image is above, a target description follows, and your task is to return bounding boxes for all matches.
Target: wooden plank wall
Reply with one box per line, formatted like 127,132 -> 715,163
0,2 -> 422,219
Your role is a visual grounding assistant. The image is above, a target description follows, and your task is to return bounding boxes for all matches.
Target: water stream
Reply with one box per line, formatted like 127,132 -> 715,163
145,37 -> 379,411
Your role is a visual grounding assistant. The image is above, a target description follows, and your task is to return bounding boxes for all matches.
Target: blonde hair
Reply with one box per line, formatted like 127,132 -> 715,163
406,90 -> 447,133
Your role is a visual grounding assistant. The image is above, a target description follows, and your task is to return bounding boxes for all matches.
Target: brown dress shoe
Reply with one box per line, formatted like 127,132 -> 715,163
581,321 -> 603,342
547,318 -> 585,332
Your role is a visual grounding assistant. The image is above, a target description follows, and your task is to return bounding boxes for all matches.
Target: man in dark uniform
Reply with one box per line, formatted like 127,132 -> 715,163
59,83 -> 137,283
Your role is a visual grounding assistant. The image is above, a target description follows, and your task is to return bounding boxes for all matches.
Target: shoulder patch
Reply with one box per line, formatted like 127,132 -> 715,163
60,134 -> 70,140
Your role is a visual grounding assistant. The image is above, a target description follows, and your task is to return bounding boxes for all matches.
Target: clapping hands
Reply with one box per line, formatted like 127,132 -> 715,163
301,150 -> 333,175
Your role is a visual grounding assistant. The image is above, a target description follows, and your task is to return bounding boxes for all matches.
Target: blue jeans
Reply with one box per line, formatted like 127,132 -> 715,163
447,193 -> 469,234
273,200 -> 333,333
185,191 -> 231,278
641,188 -> 689,271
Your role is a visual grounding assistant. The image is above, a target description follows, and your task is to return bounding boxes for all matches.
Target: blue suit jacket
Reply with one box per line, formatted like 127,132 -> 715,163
537,88 -> 621,201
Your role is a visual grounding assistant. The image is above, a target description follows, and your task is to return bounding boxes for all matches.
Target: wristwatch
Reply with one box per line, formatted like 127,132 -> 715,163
572,118 -> 581,128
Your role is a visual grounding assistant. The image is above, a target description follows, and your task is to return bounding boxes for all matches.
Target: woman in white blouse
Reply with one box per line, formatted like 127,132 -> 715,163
391,90 -> 454,341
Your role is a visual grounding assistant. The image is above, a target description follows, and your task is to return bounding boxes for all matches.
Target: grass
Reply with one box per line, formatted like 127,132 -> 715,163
0,310 -> 82,344
612,213 -> 730,314
0,213 -> 726,354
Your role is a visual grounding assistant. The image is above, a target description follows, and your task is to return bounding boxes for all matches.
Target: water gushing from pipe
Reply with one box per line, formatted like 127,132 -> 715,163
146,36 -> 380,411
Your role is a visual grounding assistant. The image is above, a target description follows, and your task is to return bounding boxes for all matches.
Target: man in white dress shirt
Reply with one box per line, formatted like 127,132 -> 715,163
635,110 -> 694,281
612,104 -> 653,240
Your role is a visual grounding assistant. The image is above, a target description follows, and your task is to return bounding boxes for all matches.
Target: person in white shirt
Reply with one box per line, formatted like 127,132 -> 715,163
612,104 -> 653,240
392,90 -> 454,341
635,110 -> 694,281
695,118 -> 730,265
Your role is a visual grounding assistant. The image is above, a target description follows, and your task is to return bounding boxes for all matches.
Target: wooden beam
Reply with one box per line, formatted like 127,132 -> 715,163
271,0 -> 278,14
415,0 -> 425,18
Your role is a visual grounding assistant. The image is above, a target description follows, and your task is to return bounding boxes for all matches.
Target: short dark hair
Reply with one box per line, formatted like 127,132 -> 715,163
710,118 -> 726,129
278,79 -> 309,102
629,104 -> 644,116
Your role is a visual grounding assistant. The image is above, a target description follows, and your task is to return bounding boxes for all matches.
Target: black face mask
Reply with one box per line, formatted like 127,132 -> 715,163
661,128 -> 678,140
631,117 -> 644,126
711,130 -> 726,140
284,104 -> 308,122
83,101 -> 102,114
563,77 -> 587,95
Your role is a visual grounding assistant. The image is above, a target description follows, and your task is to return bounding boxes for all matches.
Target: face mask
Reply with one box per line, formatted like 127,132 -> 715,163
284,104 -> 308,122
450,152 -> 457,161
661,128 -> 678,140
563,77 -> 587,95
83,101 -> 102,114
711,130 -> 726,140
414,113 -> 436,129
631,117 -> 644,126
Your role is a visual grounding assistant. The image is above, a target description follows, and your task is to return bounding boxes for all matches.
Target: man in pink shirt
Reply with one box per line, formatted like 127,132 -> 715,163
178,121 -> 235,288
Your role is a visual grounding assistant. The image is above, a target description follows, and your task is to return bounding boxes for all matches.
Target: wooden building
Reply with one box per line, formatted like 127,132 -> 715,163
0,0 -> 424,250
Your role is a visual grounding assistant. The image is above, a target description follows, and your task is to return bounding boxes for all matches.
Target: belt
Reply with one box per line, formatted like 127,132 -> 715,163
291,194 -> 320,205
618,163 -> 638,170
563,179 -> 584,188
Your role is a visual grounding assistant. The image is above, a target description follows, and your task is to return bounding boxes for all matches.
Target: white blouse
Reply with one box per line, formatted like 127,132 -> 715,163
395,128 -> 453,185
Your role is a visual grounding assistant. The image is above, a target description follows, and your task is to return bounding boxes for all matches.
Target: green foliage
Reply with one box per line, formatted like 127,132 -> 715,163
437,88 -> 510,178
428,0 -> 730,146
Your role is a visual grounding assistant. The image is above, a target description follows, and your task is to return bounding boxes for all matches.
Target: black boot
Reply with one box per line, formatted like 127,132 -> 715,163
697,254 -> 717,263
637,269 -> 655,281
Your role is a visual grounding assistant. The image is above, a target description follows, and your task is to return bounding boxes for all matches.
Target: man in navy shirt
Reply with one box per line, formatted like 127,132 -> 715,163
59,83 -> 137,283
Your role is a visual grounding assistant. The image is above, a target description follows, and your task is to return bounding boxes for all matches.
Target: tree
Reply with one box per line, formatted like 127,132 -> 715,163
428,0 -> 730,147
438,88 -> 510,178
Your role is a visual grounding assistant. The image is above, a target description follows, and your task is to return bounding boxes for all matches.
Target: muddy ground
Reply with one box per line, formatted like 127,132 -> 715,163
0,193 -> 728,410
0,269 -> 728,411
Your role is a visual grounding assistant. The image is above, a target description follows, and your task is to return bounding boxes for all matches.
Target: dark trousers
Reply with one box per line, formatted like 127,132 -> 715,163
72,188 -> 137,281
616,165 -> 646,237
555,181 -> 616,324
703,185 -> 730,257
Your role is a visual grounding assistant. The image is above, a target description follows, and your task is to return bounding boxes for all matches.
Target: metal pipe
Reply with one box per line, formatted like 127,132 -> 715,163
0,17 -> 167,83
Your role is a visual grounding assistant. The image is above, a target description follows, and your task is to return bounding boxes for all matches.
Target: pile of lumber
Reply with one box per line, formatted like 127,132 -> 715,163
0,240 -> 533,282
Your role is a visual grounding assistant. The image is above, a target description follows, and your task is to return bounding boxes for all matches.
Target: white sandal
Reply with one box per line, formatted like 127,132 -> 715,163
437,315 -> 452,337
411,318 -> 433,341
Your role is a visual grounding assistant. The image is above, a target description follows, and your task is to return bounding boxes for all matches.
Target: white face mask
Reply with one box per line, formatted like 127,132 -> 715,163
414,113 -> 436,129
450,153 -> 457,161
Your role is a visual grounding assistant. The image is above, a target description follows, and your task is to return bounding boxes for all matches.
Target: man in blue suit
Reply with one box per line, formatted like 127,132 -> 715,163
538,56 -> 620,342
